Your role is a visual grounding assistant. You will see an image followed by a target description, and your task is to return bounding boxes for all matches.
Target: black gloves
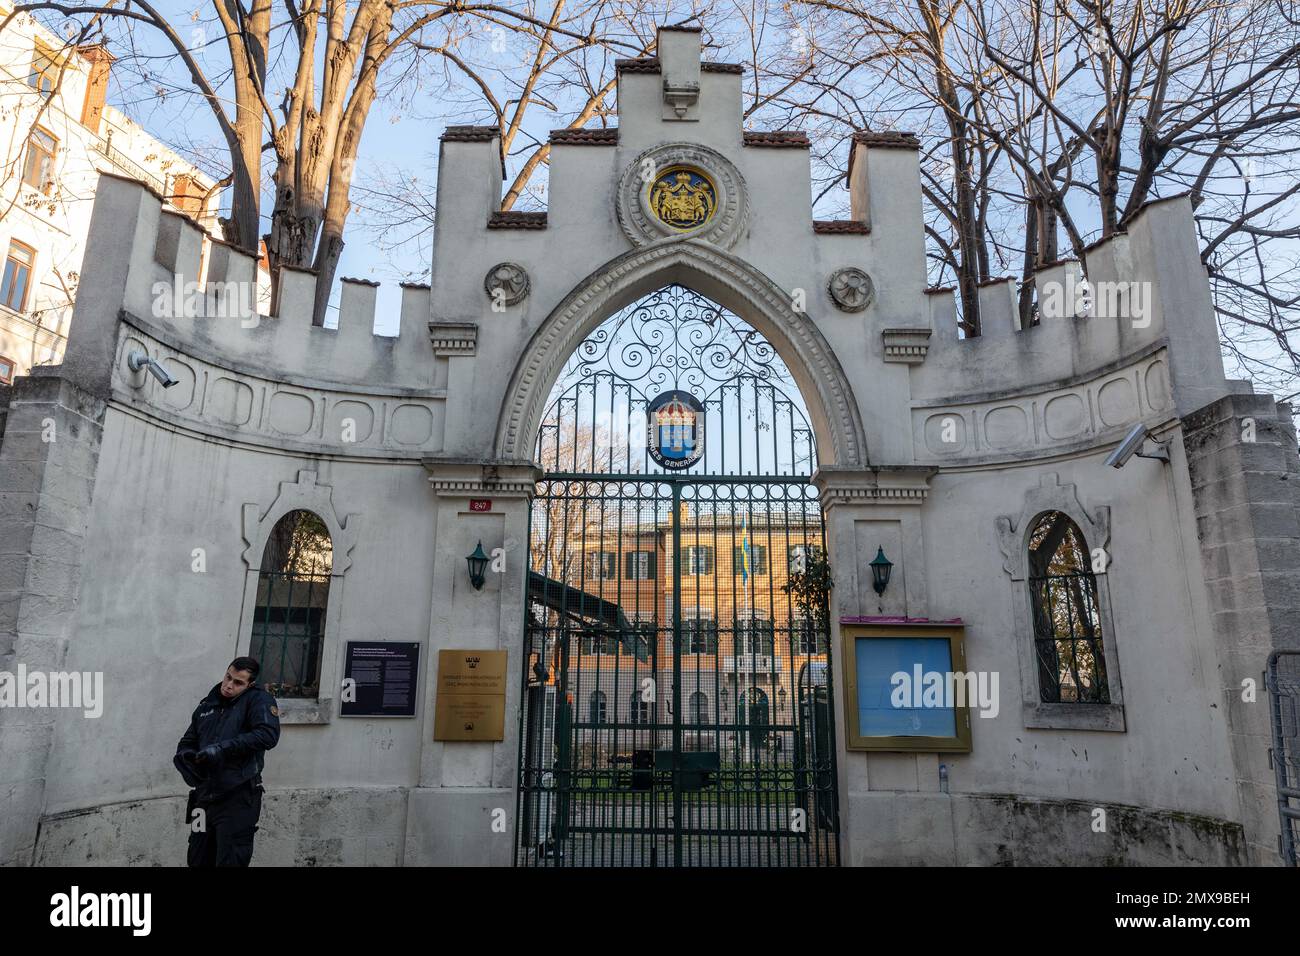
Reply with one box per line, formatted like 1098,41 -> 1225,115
194,743 -> 225,766
173,749 -> 205,788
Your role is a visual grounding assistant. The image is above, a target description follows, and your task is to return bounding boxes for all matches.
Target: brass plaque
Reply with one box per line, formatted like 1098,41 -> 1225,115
434,650 -> 507,741
436,650 -> 507,693
434,693 -> 506,741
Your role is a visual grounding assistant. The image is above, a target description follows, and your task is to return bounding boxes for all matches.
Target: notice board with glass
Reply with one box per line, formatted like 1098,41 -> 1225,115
841,621 -> 972,752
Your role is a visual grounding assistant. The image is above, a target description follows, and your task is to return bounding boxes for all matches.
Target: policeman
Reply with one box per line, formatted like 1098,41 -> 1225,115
174,656 -> 281,866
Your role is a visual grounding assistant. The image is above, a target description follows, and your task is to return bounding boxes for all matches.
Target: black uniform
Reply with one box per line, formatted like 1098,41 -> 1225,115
174,682 -> 281,867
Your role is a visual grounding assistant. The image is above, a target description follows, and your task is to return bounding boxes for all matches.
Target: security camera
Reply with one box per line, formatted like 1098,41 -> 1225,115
127,350 -> 178,388
1105,422 -> 1170,468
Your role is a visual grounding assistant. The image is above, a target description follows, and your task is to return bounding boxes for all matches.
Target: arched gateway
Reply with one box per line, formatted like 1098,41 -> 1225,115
517,285 -> 839,866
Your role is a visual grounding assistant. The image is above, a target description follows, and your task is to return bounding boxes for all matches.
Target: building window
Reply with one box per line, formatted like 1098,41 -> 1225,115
627,616 -> 656,659
23,128 -> 57,194
625,550 -> 656,580
629,692 -> 650,724
788,544 -> 823,574
586,550 -> 615,579
0,357 -> 14,385
249,509 -> 332,699
683,544 -> 713,576
689,691 -> 710,724
683,611 -> 718,653
28,46 -> 58,96
733,543 -> 767,576
580,633 -> 618,656
589,690 -> 607,725
1,242 -> 35,312
792,615 -> 823,655
737,613 -> 774,655
1027,511 -> 1110,704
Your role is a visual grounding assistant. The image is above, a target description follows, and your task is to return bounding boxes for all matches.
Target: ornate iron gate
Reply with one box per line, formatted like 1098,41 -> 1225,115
515,286 -> 840,867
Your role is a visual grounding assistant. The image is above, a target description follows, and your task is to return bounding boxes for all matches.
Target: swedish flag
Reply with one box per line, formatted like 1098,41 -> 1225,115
740,516 -> 752,584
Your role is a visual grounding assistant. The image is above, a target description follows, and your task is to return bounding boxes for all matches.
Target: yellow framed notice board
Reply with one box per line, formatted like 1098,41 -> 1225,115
841,620 -> 972,753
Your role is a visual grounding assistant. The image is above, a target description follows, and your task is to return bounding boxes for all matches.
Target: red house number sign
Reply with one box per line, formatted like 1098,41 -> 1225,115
469,499 -> 492,512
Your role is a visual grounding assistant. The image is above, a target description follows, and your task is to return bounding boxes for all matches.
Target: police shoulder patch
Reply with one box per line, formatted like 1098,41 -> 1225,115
270,705 -> 279,717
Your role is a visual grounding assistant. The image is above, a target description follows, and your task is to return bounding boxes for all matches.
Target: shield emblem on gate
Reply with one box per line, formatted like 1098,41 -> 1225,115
647,390 -> 705,470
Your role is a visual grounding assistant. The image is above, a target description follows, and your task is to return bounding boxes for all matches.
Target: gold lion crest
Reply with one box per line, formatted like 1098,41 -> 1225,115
650,166 -> 716,230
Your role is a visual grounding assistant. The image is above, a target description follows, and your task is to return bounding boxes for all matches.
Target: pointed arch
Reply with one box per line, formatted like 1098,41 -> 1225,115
494,238 -> 869,469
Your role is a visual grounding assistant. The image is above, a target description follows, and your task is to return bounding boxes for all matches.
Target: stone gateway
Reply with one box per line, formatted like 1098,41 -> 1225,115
0,25 -> 1293,867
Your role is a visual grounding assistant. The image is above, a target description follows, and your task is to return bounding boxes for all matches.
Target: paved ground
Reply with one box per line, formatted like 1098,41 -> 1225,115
516,798 -> 839,866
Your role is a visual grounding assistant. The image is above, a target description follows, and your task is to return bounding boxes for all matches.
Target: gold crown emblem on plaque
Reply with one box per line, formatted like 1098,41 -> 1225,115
655,397 -> 694,426
649,166 -> 716,230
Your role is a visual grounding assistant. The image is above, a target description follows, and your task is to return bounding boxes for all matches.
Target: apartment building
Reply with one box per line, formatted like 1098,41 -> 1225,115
0,2 -> 219,378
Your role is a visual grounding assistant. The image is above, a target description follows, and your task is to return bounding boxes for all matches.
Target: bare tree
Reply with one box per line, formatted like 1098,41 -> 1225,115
6,0 -> 652,323
789,0 -> 1298,385
358,0 -> 664,265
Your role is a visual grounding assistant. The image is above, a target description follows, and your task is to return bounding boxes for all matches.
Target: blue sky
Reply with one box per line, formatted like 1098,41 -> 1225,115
52,2 -> 1298,393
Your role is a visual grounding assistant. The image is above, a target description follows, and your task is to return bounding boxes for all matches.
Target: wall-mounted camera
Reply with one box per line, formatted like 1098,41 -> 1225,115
1105,423 -> 1170,469
127,350 -> 178,389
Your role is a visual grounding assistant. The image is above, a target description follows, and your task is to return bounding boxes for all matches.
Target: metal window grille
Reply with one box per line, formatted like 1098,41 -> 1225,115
1028,571 -> 1109,703
250,570 -> 328,698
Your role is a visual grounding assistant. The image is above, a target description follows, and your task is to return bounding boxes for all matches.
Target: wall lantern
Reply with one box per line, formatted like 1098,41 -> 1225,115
466,540 -> 489,590
869,547 -> 893,596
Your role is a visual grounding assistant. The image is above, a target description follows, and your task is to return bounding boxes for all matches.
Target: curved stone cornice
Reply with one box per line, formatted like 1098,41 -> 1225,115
494,237 -> 869,468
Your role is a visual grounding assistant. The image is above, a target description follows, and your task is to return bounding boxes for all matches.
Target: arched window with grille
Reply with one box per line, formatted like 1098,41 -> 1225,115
1027,511 -> 1110,704
250,510 -> 332,699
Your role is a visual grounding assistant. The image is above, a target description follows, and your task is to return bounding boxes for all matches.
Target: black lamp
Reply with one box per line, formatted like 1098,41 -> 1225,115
869,547 -> 893,596
466,540 -> 489,590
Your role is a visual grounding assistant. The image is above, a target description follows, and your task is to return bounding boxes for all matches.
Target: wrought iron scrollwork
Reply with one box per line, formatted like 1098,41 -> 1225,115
559,285 -> 791,398
539,285 -> 817,477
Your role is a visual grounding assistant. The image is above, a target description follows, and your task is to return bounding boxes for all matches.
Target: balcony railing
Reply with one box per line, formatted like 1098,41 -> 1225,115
93,132 -> 168,197
723,654 -> 779,673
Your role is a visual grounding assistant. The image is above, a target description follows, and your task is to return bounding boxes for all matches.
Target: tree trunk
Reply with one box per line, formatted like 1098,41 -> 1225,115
919,0 -> 982,336
309,0 -> 390,326
213,0 -> 271,251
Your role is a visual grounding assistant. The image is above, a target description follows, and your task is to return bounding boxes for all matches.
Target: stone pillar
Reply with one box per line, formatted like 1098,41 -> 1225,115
1182,391 -> 1300,865
812,465 -> 935,866
0,369 -> 106,865
404,457 -> 539,866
